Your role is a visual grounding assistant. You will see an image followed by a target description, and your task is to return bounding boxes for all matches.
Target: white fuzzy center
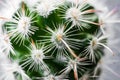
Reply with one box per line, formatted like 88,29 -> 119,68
66,7 -> 81,21
17,16 -> 31,34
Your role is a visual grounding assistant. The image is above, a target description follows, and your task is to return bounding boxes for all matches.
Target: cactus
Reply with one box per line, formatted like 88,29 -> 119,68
0,0 -> 119,80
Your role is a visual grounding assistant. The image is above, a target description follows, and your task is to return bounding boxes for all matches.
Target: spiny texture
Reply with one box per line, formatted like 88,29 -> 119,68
0,0 -> 119,80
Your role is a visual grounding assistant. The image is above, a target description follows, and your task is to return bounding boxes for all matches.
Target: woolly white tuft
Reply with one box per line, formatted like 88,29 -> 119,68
21,41 -> 50,75
0,0 -> 21,19
35,0 -> 57,17
0,32 -> 15,56
0,59 -> 31,80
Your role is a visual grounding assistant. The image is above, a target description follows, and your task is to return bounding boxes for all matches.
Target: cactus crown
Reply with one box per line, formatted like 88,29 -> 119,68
0,0 -> 118,80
